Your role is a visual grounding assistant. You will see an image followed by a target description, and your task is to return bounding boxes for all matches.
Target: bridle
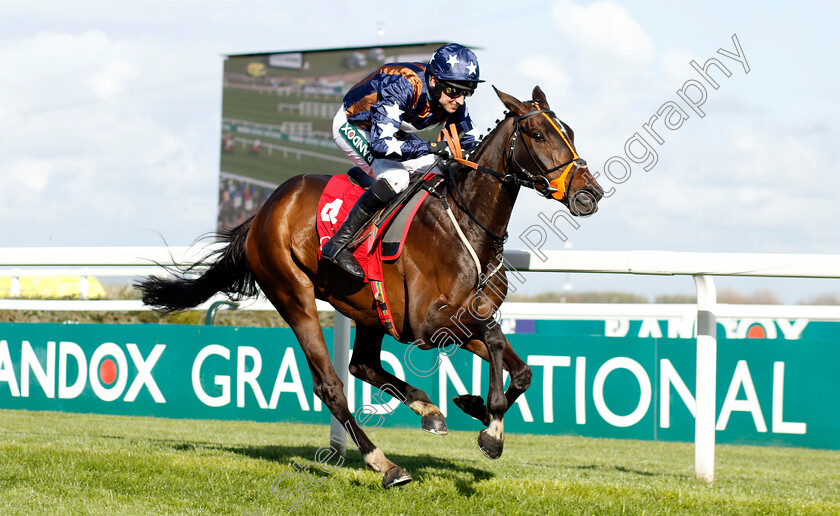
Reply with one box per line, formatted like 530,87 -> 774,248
506,102 -> 588,201
441,102 -> 588,242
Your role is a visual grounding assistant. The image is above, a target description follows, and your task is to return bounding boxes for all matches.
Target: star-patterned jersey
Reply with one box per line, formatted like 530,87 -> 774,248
342,62 -> 476,161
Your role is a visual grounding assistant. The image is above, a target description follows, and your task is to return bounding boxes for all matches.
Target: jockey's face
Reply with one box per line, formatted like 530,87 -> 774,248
430,76 -> 466,114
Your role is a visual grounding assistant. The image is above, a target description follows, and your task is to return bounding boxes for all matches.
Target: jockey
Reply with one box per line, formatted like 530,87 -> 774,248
322,42 -> 483,277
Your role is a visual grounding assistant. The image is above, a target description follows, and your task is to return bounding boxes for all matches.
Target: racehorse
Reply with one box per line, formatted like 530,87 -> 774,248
137,85 -> 604,488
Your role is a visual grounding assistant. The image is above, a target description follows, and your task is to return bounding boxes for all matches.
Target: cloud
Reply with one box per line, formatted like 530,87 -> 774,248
514,55 -> 572,92
0,29 -> 220,245
552,0 -> 655,65
89,59 -> 138,99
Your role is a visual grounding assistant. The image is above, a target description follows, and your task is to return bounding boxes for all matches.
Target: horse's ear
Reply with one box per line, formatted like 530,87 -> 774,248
532,86 -> 548,108
492,85 -> 529,115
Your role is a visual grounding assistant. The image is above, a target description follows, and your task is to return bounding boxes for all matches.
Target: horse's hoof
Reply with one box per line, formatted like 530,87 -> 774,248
382,466 -> 413,488
421,414 -> 448,435
478,428 -> 504,460
453,394 -> 489,426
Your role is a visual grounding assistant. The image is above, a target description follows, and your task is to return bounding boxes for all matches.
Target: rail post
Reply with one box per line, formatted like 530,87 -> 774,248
693,274 -> 717,483
329,311 -> 352,457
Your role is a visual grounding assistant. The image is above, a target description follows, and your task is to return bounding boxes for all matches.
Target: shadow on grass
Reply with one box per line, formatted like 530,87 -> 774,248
212,442 -> 494,495
575,463 -> 688,480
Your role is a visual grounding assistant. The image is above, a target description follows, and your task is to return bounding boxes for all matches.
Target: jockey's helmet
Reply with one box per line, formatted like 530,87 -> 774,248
429,43 -> 483,92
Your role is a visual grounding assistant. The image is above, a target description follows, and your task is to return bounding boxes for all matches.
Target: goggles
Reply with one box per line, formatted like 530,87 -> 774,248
439,81 -> 476,98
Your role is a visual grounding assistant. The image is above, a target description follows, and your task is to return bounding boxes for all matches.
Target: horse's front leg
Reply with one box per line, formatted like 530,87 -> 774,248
477,322 -> 508,459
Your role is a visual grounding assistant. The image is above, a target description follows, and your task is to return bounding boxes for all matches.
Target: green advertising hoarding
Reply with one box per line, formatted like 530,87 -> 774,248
0,318 -> 837,449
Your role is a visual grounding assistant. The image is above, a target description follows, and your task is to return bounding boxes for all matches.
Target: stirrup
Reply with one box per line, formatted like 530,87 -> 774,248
323,245 -> 364,277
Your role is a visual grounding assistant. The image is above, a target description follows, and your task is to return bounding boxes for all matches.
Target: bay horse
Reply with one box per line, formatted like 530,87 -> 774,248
137,85 -> 603,488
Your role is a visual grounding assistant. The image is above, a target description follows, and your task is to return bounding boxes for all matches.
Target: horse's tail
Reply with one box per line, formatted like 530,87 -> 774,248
135,217 -> 259,313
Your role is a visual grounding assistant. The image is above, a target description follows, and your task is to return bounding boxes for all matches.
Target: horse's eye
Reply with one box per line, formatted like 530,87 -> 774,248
532,132 -> 545,142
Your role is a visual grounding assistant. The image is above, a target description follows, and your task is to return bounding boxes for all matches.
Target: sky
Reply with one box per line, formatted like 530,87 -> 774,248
1,0 -> 838,303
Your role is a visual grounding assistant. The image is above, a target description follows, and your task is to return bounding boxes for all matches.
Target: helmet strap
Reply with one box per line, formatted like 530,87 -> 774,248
427,74 -> 443,103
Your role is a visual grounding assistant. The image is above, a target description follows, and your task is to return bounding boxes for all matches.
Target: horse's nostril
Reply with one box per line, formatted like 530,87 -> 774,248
571,190 -> 598,216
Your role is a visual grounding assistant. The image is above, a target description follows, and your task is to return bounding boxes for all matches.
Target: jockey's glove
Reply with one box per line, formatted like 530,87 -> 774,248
428,141 -> 452,157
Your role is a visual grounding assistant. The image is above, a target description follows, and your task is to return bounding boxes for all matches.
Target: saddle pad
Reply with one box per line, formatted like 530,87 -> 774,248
381,185 -> 432,260
316,174 -> 383,282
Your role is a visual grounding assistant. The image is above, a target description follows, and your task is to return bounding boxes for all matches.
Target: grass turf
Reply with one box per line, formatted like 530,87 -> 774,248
1,409 -> 838,515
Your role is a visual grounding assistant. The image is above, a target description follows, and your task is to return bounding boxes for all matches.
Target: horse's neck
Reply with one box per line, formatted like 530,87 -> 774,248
451,120 -> 519,255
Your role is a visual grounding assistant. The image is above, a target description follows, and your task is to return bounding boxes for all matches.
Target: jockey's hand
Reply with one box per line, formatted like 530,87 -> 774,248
428,141 -> 451,158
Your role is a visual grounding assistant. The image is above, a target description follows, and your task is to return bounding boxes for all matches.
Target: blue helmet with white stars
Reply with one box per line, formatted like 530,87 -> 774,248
429,43 -> 483,85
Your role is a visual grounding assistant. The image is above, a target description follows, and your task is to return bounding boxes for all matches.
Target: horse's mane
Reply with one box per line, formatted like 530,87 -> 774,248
464,109 -> 511,160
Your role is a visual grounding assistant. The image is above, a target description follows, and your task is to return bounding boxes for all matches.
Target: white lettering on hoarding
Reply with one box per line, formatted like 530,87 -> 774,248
638,320 -> 663,339
268,347 -> 309,411
0,339 -> 166,403
593,357 -> 652,428
193,345 -> 312,411
124,344 -> 166,403
659,359 -> 696,428
238,346 -> 269,409
575,356 -> 586,424
772,362 -> 806,434
717,360 -> 766,432
471,354 -> 482,395
345,352 -> 413,414
0,340 -> 20,397
193,345 -> 231,407
603,318 -> 809,340
527,355 -> 571,423
22,340 -> 55,398
667,317 -> 695,339
440,354 -> 533,422
777,320 -> 808,340
605,318 -> 629,337
59,341 -> 86,399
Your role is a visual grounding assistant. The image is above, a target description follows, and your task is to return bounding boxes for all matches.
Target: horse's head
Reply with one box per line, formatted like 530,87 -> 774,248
493,86 -> 603,216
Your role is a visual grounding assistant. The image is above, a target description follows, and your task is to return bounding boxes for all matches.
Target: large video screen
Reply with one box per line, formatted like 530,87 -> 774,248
217,42 -> 444,231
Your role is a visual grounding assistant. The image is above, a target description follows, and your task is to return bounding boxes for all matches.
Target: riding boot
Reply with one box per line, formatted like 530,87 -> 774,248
321,178 -> 397,277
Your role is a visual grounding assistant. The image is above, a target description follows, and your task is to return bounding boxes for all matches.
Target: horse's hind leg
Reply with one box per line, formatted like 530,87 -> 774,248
261,287 -> 411,488
349,326 -> 448,435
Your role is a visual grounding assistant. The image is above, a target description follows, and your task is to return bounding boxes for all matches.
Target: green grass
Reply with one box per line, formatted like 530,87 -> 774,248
224,44 -> 441,78
220,147 -> 342,184
222,88 -> 341,129
220,86 -> 349,183
1,409 -> 838,515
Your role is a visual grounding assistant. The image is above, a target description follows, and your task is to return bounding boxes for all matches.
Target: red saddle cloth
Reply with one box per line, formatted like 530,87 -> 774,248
316,174 -> 388,283
317,172 -> 441,280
